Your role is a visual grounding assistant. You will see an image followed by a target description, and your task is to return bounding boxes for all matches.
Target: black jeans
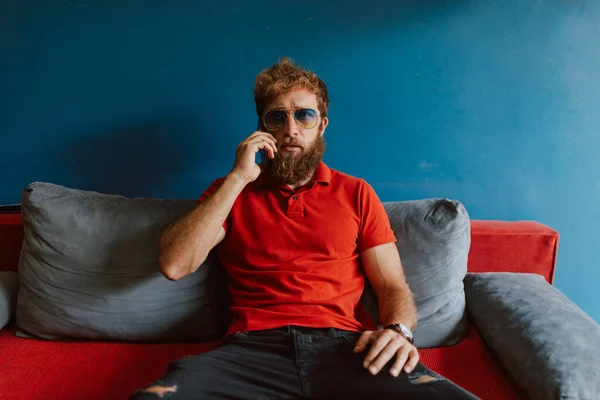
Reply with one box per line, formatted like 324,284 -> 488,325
131,326 -> 479,400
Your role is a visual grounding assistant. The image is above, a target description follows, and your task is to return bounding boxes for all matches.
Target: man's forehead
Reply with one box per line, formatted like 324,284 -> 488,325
267,89 -> 318,109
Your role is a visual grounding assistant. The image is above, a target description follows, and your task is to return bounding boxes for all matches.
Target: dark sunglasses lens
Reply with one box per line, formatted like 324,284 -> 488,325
263,110 -> 287,131
294,108 -> 319,128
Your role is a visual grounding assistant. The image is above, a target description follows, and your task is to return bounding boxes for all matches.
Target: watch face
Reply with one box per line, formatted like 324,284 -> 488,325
399,324 -> 414,339
385,323 -> 414,343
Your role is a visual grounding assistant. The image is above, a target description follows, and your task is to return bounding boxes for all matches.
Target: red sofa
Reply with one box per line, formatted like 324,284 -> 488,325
0,213 -> 559,400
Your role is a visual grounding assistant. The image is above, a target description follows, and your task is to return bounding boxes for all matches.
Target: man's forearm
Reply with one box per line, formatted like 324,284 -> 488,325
378,283 -> 418,330
158,172 -> 247,280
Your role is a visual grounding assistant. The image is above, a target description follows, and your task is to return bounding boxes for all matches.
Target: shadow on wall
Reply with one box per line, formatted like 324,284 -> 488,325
56,115 -> 220,198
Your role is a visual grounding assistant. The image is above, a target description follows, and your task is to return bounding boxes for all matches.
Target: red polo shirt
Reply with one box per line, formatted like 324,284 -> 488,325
198,162 -> 396,336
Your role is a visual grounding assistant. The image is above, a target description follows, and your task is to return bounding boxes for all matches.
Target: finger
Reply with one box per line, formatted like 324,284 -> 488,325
245,136 -> 278,151
262,131 -> 277,142
367,337 -> 403,375
240,131 -> 266,143
389,345 -> 412,377
403,347 -> 420,373
246,131 -> 277,143
353,331 -> 373,353
253,136 -> 278,153
255,141 -> 277,159
363,332 -> 394,369
244,138 -> 277,159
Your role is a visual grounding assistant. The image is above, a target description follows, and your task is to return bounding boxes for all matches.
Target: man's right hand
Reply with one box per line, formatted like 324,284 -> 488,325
230,131 -> 278,184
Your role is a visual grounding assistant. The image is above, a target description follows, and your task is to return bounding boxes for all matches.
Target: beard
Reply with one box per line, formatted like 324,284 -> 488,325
264,134 -> 326,186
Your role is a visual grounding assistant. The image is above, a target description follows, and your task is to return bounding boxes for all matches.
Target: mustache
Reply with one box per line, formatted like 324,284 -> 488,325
279,139 -> 303,148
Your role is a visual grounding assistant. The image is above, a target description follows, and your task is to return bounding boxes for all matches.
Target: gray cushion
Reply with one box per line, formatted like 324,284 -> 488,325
16,182 -> 230,342
465,272 -> 600,400
0,271 -> 19,329
361,199 -> 470,348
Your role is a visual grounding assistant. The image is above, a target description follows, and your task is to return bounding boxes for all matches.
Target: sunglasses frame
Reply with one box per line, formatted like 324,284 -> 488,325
261,108 -> 321,132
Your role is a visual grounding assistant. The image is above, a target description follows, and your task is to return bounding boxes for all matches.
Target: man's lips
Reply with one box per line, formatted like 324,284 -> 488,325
280,144 -> 302,151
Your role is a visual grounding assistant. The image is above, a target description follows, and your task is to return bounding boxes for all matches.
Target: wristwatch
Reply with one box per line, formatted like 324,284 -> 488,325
384,323 -> 414,344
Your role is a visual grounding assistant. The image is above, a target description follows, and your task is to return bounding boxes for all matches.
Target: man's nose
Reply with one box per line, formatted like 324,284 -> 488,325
281,112 -> 300,137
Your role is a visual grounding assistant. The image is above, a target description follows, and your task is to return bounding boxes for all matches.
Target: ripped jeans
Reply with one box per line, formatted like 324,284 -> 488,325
130,326 -> 479,400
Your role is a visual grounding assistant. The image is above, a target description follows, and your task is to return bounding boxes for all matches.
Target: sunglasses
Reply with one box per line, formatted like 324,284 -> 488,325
262,108 -> 321,132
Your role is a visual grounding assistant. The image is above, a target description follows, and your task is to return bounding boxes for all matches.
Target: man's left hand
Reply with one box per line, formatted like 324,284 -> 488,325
353,329 -> 419,377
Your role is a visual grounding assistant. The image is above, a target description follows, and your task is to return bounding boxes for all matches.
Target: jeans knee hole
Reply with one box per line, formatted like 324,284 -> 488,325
407,372 -> 440,384
141,383 -> 178,398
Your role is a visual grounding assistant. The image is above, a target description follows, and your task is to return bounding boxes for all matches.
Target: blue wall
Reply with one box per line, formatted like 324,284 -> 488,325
2,1 -> 599,322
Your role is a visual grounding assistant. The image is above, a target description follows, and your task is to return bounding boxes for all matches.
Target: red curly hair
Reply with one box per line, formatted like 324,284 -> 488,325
254,57 -> 329,119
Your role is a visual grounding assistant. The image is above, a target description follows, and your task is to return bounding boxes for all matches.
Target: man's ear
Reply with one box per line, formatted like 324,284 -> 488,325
320,116 -> 329,135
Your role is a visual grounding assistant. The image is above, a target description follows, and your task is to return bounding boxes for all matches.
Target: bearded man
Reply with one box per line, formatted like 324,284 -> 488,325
131,57 -> 478,400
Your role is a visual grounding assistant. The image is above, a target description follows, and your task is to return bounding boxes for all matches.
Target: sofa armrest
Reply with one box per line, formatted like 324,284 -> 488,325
468,221 -> 559,283
465,273 -> 600,400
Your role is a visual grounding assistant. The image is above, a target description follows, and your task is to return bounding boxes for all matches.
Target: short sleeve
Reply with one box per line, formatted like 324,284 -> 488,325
197,177 -> 229,233
357,180 -> 397,252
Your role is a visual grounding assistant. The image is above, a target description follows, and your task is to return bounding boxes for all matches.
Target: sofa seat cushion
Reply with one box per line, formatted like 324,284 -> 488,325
0,326 -> 220,400
0,325 -> 522,400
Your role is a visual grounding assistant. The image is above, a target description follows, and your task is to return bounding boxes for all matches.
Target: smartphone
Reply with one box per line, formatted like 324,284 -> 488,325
257,123 -> 267,165
259,148 -> 267,165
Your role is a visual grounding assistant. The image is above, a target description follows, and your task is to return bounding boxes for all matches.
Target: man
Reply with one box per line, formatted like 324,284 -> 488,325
132,58 -> 478,399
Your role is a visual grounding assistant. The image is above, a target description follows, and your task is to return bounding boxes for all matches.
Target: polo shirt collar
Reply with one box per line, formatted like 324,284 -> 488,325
313,161 -> 331,185
256,161 -> 331,187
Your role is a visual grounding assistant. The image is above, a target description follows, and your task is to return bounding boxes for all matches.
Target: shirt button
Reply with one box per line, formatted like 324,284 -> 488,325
292,196 -> 298,200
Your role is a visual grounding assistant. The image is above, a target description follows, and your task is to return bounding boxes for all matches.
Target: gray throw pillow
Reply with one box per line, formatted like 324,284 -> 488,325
16,182 -> 231,342
0,271 -> 19,329
361,199 -> 470,348
465,273 -> 600,400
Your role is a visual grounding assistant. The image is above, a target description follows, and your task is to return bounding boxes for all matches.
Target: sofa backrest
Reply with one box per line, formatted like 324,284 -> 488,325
0,213 -> 559,283
0,214 -> 23,274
